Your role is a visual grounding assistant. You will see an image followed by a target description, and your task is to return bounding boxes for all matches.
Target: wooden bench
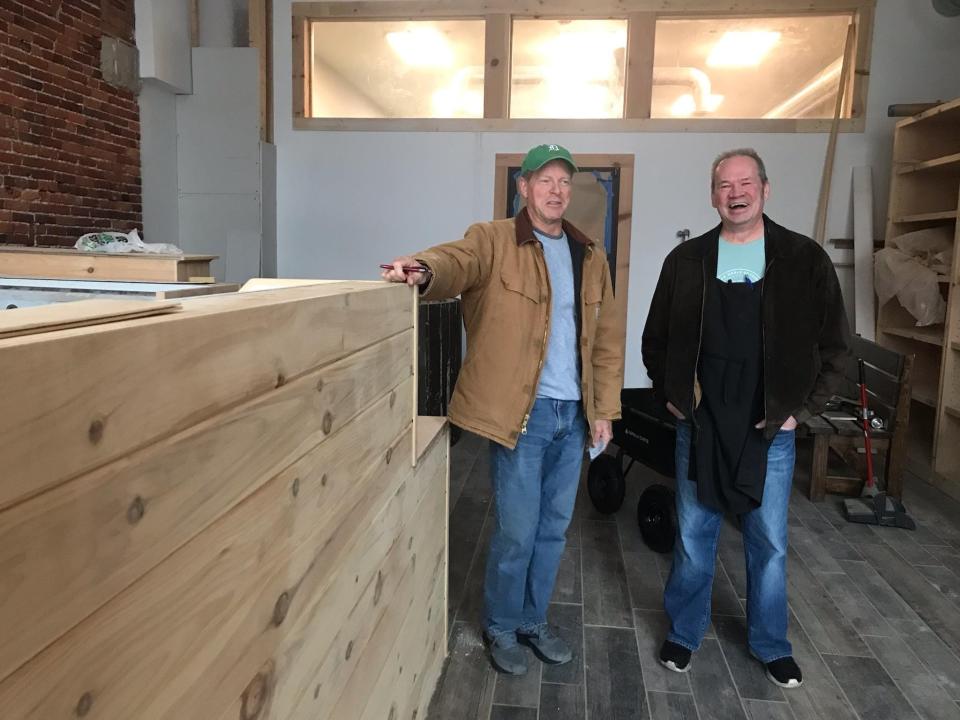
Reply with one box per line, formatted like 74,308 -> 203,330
802,335 -> 913,501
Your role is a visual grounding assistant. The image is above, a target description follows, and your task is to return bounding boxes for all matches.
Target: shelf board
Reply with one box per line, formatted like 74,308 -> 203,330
952,340 -> 960,352
944,405 -> 960,421
893,210 -> 958,224
881,324 -> 945,347
913,388 -> 938,407
898,97 -> 960,128
897,152 -> 960,175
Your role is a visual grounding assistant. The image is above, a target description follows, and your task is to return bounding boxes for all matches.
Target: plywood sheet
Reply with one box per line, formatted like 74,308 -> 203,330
0,298 -> 180,339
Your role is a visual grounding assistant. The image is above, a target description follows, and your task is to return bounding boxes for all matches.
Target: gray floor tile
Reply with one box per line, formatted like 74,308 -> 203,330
916,564 -> 960,609
742,699 -> 795,720
648,691 -> 699,719
489,705 -> 537,720
890,618 -> 960,702
619,516 -> 668,611
786,549 -> 871,657
552,541 -> 582,604
838,559 -> 922,622
493,655 -> 541,708
818,572 -> 896,638
429,621 -> 497,720
823,654 -> 921,720
542,602 -> 584,685
582,520 -> 634,628
859,543 -> 960,658
688,638 -> 748,720
584,625 -> 648,720
540,682 -> 585,720
634,609 -> 693,694
713,616 -> 785,702
864,634 -> 960,720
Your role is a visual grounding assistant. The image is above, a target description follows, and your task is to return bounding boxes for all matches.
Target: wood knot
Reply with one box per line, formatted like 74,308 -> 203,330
127,496 -> 145,525
240,661 -> 274,720
322,411 -> 333,435
272,592 -> 291,626
321,474 -> 328,488
76,692 -> 93,717
275,373 -> 286,388
490,57 -> 500,67
373,570 -> 384,605
88,418 -> 105,445
345,640 -> 354,660
86,266 -> 94,274
291,478 -> 300,498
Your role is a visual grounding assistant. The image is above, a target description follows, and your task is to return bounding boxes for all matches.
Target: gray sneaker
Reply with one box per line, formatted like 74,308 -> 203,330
518,624 -> 573,665
484,632 -> 528,675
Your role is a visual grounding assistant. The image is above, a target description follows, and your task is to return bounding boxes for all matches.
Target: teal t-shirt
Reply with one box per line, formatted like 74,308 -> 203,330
717,235 -> 765,283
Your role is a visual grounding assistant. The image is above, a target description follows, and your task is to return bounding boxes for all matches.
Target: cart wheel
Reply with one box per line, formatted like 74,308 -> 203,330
637,484 -> 677,554
587,453 -> 625,515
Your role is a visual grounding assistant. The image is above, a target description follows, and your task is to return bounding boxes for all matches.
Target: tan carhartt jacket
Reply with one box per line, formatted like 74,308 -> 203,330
416,208 -> 624,448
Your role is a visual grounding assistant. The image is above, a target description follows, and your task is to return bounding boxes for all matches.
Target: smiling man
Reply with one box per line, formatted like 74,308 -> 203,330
641,149 -> 850,689
382,144 -> 624,676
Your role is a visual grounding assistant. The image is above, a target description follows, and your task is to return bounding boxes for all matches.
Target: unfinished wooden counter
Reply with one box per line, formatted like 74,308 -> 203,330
0,281 -> 449,720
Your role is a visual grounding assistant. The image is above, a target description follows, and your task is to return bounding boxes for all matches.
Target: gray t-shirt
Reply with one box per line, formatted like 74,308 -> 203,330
535,229 -> 582,400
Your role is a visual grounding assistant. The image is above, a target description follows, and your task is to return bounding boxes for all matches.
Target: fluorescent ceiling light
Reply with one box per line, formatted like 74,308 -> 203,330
707,31 -> 781,68
386,27 -> 454,67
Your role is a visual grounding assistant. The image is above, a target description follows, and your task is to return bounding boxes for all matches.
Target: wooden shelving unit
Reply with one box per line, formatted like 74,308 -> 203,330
879,96 -> 960,500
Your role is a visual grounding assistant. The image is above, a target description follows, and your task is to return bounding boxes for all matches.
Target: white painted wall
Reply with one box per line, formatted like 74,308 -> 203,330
274,0 -> 960,387
135,0 -> 193,93
138,79 -> 180,244
177,48 -> 264,284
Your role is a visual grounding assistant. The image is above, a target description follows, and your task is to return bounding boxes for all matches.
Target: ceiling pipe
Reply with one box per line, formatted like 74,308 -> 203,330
763,56 -> 843,119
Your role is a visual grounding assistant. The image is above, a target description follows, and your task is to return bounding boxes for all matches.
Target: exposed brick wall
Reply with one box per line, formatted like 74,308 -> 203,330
0,0 -> 141,247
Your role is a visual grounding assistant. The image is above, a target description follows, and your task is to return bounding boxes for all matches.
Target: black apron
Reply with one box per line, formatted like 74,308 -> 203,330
691,278 -> 771,514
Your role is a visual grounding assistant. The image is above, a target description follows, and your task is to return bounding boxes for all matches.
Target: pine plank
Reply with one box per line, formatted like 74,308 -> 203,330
0,282 -> 412,511
0,298 -> 180,338
0,379 -> 415,719
0,246 -> 215,282
0,330 -> 413,685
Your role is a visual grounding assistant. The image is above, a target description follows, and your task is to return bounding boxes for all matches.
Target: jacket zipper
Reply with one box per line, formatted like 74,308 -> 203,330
690,258 -> 707,427
522,240 -> 554,435
760,257 -> 775,430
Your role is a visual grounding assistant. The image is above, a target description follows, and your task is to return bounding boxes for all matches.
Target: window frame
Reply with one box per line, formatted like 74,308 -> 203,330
292,0 -> 874,132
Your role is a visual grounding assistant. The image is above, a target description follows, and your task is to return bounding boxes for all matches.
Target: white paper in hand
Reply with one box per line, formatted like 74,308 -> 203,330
588,439 -> 608,461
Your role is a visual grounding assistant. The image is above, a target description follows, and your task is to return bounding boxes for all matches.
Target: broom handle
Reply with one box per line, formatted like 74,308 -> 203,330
858,359 -> 876,489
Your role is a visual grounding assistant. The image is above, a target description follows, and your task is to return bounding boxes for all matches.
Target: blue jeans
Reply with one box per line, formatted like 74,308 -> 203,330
664,421 -> 796,662
484,397 -> 588,638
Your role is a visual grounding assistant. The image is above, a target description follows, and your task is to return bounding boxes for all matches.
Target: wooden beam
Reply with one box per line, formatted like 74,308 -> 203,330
0,331 -> 412,685
249,0 -> 274,142
814,21 -> 856,245
483,14 -> 511,119
624,13 -> 655,119
0,299 -> 180,340
0,282 -> 411,512
292,16 -> 311,120
293,0 -> 874,20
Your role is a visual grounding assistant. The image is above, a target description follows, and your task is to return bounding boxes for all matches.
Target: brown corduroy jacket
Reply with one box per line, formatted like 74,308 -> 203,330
416,208 -> 625,449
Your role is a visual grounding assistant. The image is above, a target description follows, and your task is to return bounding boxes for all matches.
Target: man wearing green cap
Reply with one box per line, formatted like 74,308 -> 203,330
382,144 -> 624,675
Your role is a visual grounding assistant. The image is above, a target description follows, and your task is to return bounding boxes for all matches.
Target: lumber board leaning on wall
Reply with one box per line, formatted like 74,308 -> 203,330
0,329 -> 414,685
0,377 -> 440,718
0,281 -> 412,511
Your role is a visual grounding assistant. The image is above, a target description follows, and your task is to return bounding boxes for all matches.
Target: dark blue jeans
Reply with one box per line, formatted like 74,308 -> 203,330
664,421 -> 796,662
484,397 -> 587,638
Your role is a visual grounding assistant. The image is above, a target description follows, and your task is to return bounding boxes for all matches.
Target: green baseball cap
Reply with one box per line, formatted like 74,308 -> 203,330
520,144 -> 578,175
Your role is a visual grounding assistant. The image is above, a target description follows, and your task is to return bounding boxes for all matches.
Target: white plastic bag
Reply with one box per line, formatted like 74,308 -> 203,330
75,229 -> 184,256
874,225 -> 951,327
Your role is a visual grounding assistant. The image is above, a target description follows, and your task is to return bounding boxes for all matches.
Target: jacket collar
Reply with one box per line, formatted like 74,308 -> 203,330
514,206 -> 594,247
678,214 -> 796,259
